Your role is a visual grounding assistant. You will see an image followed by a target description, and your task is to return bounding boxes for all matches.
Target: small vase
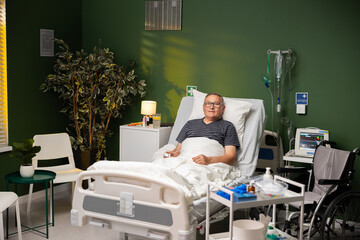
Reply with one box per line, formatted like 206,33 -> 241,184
20,164 -> 35,178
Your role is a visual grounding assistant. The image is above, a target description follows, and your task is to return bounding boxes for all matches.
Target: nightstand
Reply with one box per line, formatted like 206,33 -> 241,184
119,125 -> 172,162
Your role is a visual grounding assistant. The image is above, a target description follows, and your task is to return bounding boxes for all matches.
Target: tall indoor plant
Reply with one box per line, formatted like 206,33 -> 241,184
40,39 -> 146,167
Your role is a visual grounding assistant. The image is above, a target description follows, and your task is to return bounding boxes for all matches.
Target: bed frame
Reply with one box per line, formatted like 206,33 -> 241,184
71,169 -> 194,239
71,96 -> 265,239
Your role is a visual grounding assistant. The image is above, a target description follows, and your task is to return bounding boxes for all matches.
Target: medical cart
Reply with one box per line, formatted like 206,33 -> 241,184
206,176 -> 305,240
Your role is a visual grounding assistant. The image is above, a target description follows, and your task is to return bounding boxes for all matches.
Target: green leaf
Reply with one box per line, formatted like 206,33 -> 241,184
40,39 -> 147,154
10,139 -> 41,165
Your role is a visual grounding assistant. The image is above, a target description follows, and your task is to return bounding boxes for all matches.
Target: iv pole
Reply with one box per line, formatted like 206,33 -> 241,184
267,49 -> 291,168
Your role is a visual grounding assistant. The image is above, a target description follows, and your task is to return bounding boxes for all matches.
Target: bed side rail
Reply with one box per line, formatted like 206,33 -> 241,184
71,169 -> 193,236
75,170 -> 189,206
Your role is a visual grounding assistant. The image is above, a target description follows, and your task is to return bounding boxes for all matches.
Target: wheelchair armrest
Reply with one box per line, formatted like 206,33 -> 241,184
319,140 -> 336,147
354,147 -> 360,156
318,179 -> 348,185
276,166 -> 310,174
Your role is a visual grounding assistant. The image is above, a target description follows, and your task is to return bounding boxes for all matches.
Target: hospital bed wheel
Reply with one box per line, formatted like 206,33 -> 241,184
320,191 -> 360,239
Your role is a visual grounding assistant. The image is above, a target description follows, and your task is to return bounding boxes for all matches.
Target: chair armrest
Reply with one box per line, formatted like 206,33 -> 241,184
318,179 -> 348,185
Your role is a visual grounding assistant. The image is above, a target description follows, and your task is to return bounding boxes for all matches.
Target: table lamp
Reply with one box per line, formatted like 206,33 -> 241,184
141,100 -> 157,126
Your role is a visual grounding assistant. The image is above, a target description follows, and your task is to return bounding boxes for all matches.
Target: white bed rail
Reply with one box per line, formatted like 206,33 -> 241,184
71,170 -> 195,239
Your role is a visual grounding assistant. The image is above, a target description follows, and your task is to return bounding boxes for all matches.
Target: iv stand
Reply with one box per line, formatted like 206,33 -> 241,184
267,49 -> 291,168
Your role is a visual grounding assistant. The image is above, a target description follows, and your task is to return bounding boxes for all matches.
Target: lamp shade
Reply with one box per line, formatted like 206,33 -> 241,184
141,101 -> 157,115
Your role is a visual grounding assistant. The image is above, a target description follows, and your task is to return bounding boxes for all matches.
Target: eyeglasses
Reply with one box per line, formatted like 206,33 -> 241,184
204,102 -> 222,108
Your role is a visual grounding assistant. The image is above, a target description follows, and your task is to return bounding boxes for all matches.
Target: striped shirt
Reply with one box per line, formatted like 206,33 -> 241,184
176,118 -> 240,148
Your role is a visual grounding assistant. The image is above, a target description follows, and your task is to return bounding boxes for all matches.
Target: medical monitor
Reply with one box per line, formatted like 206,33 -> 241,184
294,128 -> 329,157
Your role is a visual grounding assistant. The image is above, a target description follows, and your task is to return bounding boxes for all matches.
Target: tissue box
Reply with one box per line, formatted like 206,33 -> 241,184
233,192 -> 257,202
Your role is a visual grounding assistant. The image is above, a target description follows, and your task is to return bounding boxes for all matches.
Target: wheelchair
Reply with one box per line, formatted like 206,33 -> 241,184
277,141 -> 360,239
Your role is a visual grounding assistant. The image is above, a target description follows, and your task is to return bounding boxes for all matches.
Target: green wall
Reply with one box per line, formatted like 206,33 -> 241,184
2,0 -> 360,192
82,0 -> 360,188
0,0 -> 82,192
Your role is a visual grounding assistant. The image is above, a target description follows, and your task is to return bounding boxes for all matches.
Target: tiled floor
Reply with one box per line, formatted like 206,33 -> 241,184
6,184 -> 119,240
5,184 -> 352,240
3,187 -> 303,240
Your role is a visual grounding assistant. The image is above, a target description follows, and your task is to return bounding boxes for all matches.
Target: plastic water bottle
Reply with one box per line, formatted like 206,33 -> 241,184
266,222 -> 279,240
263,167 -> 273,181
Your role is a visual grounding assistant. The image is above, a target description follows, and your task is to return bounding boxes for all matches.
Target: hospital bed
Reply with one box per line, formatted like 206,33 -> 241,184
71,95 -> 265,239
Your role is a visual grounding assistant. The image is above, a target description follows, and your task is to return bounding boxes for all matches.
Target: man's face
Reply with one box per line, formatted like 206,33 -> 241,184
203,95 -> 225,121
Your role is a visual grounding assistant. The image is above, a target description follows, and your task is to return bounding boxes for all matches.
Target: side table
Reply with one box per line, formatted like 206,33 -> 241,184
5,170 -> 56,239
119,125 -> 172,162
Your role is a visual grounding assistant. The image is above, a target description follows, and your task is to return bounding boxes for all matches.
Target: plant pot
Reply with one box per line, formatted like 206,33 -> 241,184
20,164 -> 34,178
80,150 -> 91,170
74,149 -> 98,170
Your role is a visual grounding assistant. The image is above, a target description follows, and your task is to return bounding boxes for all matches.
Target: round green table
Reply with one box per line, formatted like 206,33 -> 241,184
5,170 -> 56,239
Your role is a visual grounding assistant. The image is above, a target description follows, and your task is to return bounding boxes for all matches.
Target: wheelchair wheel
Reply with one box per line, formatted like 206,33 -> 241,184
320,191 -> 360,239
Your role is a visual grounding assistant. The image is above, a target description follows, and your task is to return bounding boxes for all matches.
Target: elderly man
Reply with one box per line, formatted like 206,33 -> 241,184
165,92 -> 239,166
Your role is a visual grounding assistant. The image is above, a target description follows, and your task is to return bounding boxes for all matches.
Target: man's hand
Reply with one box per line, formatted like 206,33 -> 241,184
192,154 -> 210,165
164,143 -> 182,158
164,149 -> 180,158
192,146 -> 237,165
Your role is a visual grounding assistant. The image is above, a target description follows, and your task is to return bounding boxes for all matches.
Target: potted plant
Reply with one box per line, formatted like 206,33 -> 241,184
10,139 -> 41,178
40,39 -> 146,169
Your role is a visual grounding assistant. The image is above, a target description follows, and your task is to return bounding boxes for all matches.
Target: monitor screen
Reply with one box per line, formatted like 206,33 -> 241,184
295,128 -> 329,157
299,132 -> 326,151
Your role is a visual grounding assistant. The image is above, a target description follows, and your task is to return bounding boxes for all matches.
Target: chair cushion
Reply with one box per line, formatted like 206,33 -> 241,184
53,168 -> 83,184
0,192 -> 18,212
288,191 -> 323,209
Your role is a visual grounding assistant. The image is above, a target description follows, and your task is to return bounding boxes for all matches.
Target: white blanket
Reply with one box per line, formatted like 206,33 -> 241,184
89,137 -> 241,203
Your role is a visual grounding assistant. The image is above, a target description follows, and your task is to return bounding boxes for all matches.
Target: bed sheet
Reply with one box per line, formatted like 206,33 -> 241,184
90,137 -> 241,206
152,141 -> 248,223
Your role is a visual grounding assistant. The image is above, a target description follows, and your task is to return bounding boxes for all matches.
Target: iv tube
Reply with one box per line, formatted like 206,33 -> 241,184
264,49 -> 296,167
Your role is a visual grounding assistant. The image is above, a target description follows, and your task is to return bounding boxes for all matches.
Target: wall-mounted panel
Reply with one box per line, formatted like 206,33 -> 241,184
145,0 -> 182,30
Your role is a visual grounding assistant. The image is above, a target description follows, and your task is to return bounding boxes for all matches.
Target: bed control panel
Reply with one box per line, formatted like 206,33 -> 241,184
117,192 -> 134,217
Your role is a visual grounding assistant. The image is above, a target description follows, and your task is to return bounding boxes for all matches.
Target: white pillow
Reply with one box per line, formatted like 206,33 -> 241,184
188,90 -> 253,146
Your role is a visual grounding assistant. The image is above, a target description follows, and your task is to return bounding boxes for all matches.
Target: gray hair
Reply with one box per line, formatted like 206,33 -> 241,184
204,92 -> 224,105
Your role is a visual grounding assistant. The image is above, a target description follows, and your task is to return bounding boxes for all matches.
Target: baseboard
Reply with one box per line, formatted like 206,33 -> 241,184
18,183 -> 72,205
